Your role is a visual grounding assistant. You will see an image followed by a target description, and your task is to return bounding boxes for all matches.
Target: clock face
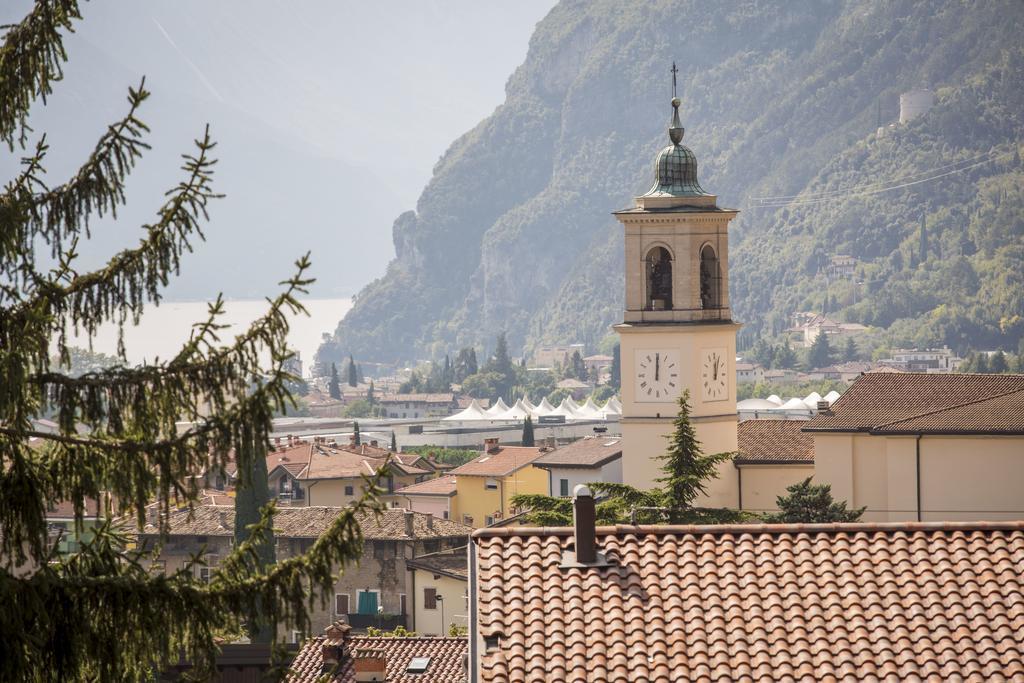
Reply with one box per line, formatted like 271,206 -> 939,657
635,349 -> 680,402
701,347 -> 728,401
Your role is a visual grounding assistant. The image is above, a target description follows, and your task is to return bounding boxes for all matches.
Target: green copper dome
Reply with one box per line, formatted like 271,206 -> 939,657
641,97 -> 709,198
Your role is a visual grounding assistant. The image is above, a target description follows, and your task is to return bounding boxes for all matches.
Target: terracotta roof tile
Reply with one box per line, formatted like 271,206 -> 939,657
471,521 -> 1024,682
805,372 -> 1024,433
288,635 -> 466,682
395,476 -> 457,497
736,419 -> 814,464
448,447 -> 546,477
141,506 -> 471,541
533,437 -> 623,469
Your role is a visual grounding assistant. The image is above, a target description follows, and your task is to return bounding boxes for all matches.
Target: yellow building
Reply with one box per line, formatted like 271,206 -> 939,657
806,372 -> 1024,522
405,546 -> 468,636
614,92 -> 740,500
447,440 -> 548,527
734,419 -> 815,514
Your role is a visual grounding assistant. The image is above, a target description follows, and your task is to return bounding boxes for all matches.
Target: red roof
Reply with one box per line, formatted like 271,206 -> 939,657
448,447 -> 545,477
736,419 -> 814,464
395,476 -> 458,497
289,634 -> 466,682
471,521 -> 1024,681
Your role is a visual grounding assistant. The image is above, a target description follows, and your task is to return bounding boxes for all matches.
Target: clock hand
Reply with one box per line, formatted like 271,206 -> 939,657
655,353 -> 660,381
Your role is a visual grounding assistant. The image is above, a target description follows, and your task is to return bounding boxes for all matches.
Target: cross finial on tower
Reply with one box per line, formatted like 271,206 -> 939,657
671,61 -> 679,98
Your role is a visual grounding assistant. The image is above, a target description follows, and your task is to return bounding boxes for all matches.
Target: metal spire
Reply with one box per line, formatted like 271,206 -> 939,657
669,62 -> 683,144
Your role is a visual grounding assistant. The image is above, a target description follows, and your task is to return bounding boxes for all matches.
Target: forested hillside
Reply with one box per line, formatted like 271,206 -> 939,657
318,0 -> 1024,367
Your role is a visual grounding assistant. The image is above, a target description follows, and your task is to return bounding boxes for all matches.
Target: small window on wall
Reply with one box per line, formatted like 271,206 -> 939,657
462,515 -> 473,525
559,479 -> 569,497
485,516 -> 494,526
344,485 -> 354,496
424,587 -> 437,610
484,479 -> 498,490
400,594 -> 407,615
335,593 -> 349,616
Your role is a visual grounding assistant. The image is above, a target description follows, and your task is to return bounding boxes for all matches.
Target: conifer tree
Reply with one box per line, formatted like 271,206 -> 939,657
233,434 -> 274,643
521,416 -> 535,447
842,337 -> 858,362
367,380 -> 375,406
773,340 -> 797,369
763,477 -> 864,523
609,343 -> 621,389
390,432 -> 398,452
346,354 -> 358,387
807,332 -> 834,369
990,350 -> 1009,374
974,353 -> 989,373
0,4 -> 385,678
352,422 -> 361,446
569,350 -> 587,381
328,362 -> 342,399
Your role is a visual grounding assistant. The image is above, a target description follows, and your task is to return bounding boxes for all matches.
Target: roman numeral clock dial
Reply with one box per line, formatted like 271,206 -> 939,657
634,349 -> 680,402
700,347 -> 729,402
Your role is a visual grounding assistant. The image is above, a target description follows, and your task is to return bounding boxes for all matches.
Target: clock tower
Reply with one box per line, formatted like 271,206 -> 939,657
614,80 -> 740,501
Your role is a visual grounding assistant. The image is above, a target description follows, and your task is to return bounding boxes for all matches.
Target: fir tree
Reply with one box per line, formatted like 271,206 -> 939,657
390,432 -> 398,452
656,391 -> 735,523
773,340 -> 797,369
990,350 -> 1008,373
328,362 -> 342,400
454,347 -> 478,382
974,353 -> 989,373
842,337 -> 858,362
763,477 -> 864,523
0,4 -> 384,678
233,434 -> 274,643
352,422 -> 361,446
807,332 -> 834,369
521,416 -> 535,447
346,354 -> 358,387
366,380 -> 375,406
569,350 -> 587,381
609,343 -> 621,389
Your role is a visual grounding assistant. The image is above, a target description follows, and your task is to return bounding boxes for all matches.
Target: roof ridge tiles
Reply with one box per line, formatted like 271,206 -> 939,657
870,386 -> 1024,431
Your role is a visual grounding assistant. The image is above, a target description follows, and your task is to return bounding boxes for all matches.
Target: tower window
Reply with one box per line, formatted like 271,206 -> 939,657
700,245 -> 721,310
645,246 -> 673,310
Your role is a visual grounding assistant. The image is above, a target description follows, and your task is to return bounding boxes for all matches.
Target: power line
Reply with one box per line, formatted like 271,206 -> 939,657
747,150 -> 1008,209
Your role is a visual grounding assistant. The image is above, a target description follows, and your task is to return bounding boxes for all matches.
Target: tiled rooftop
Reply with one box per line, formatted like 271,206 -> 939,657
289,634 -> 466,682
448,447 -> 546,477
472,521 -> 1024,682
141,506 -> 471,541
532,437 -> 623,469
805,372 -> 1024,433
395,476 -> 458,497
736,419 -> 814,464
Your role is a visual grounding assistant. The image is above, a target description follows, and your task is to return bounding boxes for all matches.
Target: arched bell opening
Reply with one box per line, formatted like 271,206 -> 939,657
700,244 -> 722,310
645,246 -> 673,310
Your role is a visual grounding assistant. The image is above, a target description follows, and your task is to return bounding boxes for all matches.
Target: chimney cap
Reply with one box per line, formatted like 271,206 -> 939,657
573,484 -> 593,498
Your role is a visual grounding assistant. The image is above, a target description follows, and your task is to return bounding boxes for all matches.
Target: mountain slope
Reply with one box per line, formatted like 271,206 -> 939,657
319,0 -> 1024,366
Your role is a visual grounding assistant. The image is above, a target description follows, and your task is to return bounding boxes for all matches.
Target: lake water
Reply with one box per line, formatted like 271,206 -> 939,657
67,298 -> 352,376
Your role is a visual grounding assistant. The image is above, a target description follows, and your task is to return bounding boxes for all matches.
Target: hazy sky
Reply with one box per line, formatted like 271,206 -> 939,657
1,1 -> 556,297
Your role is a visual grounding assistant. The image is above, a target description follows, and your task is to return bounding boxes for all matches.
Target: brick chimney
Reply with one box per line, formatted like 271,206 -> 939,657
321,620 -> 351,675
816,400 -> 832,413
425,512 -> 434,530
483,437 -> 499,454
370,440 -> 378,447
573,485 -> 596,564
404,509 -> 415,537
353,647 -> 387,682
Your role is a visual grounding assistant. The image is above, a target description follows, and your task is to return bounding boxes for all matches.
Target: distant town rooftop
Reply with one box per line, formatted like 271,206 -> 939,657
533,436 -> 623,469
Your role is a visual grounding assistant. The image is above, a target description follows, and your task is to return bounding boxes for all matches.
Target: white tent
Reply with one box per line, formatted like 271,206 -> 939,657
766,394 -> 783,406
803,391 -> 823,409
824,390 -> 841,404
443,399 -> 489,421
521,395 -> 536,412
571,397 -> 601,419
533,397 -> 557,416
566,396 -> 582,412
549,398 -> 580,419
606,396 -> 623,413
737,398 -> 780,411
484,397 -> 510,417
780,397 -> 811,411
496,399 -> 532,421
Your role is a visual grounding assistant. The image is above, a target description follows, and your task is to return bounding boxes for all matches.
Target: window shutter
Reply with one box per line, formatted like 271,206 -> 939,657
424,587 -> 437,610
335,593 -> 349,615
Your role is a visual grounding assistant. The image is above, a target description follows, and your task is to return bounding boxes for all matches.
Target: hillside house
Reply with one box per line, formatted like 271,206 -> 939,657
447,440 -> 548,527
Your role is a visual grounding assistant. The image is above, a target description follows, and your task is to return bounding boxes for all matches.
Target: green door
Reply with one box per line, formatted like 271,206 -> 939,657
357,590 -> 378,615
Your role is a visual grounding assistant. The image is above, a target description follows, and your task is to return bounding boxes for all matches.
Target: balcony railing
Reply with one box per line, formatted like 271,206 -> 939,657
345,613 -> 407,631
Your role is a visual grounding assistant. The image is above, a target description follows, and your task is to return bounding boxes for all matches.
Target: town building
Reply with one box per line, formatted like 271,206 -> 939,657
878,346 -> 963,373
734,361 -> 764,384
405,546 -> 469,636
532,344 -> 584,368
466,490 -> 1024,681
137,506 -> 471,637
531,436 -> 623,497
395,476 -> 458,520
805,372 -> 1024,522
826,253 -> 858,279
787,313 -> 868,348
582,354 -> 613,373
614,91 -> 740,499
379,394 -> 460,420
446,440 -> 548,527
288,621 -> 467,682
734,419 -> 815,513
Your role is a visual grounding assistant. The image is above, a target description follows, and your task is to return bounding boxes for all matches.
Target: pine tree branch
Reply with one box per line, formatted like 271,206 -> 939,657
0,0 -> 81,148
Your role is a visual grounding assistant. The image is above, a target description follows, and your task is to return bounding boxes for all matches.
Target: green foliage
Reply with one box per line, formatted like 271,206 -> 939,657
990,350 -> 1009,373
0,4 -> 385,677
401,445 -> 478,467
342,399 -> 373,419
233,435 -> 274,643
763,477 -> 865,523
453,347 -> 478,383
364,625 -> 417,638
447,623 -> 469,637
521,416 -> 535,447
328,363 -> 341,400
565,350 -> 587,381
390,432 -> 397,452
352,422 -> 361,446
346,355 -> 358,387
609,343 -> 621,389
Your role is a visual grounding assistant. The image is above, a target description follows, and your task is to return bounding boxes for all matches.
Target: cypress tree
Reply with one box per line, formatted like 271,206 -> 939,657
990,350 -> 1008,374
352,422 -> 361,446
0,5 -> 384,677
346,355 -> 358,387
328,362 -> 342,399
609,343 -> 621,389
521,416 -> 535,447
390,432 -> 398,452
807,332 -> 834,369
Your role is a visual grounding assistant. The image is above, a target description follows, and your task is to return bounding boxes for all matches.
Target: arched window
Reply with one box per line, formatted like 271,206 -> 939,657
645,246 -> 673,310
700,245 -> 721,309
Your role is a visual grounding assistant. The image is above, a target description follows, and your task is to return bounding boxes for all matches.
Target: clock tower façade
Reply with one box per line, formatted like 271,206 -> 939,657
613,81 -> 740,502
